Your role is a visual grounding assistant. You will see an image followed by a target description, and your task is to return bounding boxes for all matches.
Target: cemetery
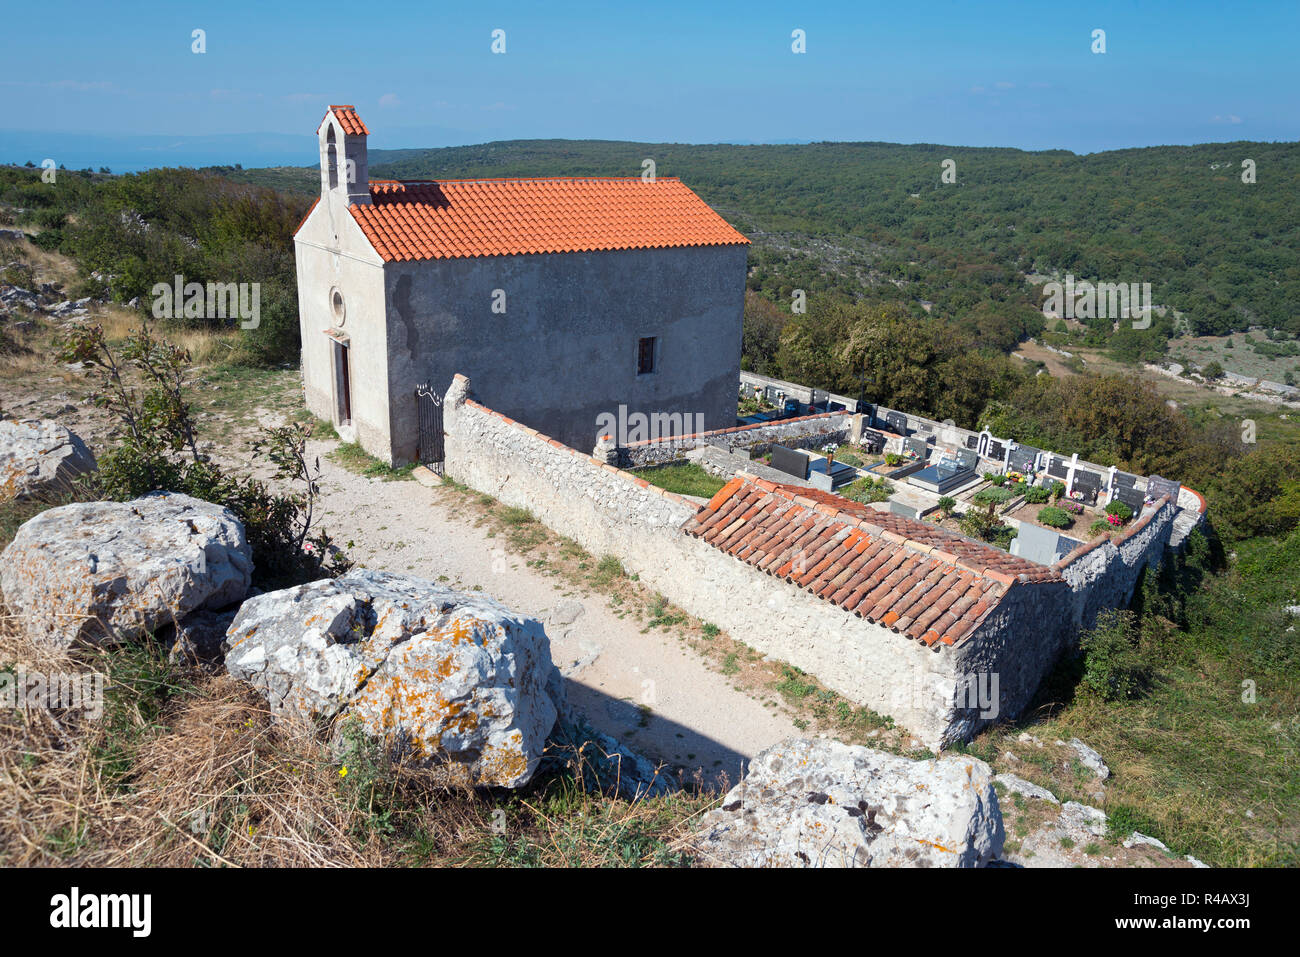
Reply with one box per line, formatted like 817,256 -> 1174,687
728,373 -> 1207,558
439,372 -> 1208,746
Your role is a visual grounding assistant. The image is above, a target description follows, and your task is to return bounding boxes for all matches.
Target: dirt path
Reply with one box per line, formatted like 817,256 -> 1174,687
0,323 -> 798,786
299,437 -> 799,787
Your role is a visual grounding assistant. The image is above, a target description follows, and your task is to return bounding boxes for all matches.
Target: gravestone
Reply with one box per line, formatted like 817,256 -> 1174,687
1072,469 -> 1103,505
769,445 -> 809,481
885,411 -> 909,435
965,434 -> 980,450
1114,483 -> 1145,512
901,436 -> 929,462
1112,471 -> 1139,489
987,440 -> 1006,461
1146,475 -> 1181,504
955,449 -> 980,472
1046,457 -> 1071,480
1007,445 -> 1040,474
861,429 -> 886,454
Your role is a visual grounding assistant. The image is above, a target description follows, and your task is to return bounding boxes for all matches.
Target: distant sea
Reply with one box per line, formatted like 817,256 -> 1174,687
0,129 -> 817,174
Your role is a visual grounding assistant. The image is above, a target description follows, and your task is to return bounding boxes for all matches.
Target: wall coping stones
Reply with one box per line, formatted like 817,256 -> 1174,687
1052,494 -> 1173,571
458,382 -> 697,512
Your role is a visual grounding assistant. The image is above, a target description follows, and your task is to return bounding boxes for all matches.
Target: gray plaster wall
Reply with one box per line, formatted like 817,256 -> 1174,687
382,243 -> 746,464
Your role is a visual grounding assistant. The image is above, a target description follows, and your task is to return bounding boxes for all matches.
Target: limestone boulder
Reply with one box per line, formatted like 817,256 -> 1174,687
0,418 -> 97,501
695,738 -> 1004,867
0,491 -> 251,647
223,569 -> 561,788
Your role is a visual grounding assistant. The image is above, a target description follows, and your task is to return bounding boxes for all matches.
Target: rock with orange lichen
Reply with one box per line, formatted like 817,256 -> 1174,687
223,569 -> 561,787
694,738 -> 1004,868
0,418 -> 97,503
0,491 -> 251,648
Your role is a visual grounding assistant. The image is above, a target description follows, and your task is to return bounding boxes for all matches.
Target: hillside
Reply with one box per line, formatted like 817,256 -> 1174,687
220,137 -> 1300,339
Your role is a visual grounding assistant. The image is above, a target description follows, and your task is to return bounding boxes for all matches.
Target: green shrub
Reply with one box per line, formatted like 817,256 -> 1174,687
1079,610 -> 1150,701
1023,484 -> 1051,504
884,452 -> 902,466
1050,480 -> 1066,502
1037,506 -> 1073,528
1105,500 -> 1134,522
958,501 -> 1013,547
58,321 -> 350,590
842,476 -> 893,505
937,495 -> 956,514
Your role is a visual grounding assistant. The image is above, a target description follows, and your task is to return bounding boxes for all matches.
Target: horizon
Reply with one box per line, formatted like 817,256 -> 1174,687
1,131 -> 1293,178
1,0 -> 1296,172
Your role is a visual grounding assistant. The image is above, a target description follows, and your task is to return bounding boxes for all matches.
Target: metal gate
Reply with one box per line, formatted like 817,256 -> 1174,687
416,382 -> 444,474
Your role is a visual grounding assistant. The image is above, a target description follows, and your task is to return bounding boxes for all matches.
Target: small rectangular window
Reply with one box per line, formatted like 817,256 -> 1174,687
637,336 -> 657,375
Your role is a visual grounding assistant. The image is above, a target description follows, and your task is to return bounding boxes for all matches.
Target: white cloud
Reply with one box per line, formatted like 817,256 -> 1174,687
379,93 -> 400,108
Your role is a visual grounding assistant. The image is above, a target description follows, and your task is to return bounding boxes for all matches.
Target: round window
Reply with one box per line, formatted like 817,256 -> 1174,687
330,287 -> 346,325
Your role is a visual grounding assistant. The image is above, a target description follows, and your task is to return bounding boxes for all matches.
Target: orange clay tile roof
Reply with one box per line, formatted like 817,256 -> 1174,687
683,478 -> 1062,650
320,105 -> 370,136
348,177 -> 750,262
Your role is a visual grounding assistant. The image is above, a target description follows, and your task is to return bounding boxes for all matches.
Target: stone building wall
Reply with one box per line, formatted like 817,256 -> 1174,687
380,243 -> 746,463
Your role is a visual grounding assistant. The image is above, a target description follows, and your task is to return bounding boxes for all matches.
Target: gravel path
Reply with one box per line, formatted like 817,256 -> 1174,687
303,439 -> 798,787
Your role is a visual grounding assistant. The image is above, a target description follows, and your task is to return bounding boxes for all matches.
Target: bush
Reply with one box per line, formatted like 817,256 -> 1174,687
1050,480 -> 1066,502
959,501 -> 1013,547
1079,610 -> 1150,701
884,452 -> 902,466
937,495 -> 956,514
1037,506 -> 1073,528
842,476 -> 893,505
1023,484 -> 1051,504
1105,500 -> 1134,522
58,322 -> 350,589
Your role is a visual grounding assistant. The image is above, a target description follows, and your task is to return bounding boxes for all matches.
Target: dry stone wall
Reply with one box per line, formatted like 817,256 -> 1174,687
442,377 -> 1196,749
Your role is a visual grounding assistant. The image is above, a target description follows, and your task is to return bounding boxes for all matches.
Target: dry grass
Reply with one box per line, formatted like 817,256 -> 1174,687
0,613 -> 712,868
0,237 -> 79,287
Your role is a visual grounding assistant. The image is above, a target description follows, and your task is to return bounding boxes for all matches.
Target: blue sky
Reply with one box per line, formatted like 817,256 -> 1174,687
0,0 -> 1295,168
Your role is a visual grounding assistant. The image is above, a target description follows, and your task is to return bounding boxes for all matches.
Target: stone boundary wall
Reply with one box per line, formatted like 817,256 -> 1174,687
443,375 -> 972,745
442,376 -> 698,557
740,370 -> 859,410
1053,495 -> 1181,633
442,376 -> 1199,748
617,411 -> 850,468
